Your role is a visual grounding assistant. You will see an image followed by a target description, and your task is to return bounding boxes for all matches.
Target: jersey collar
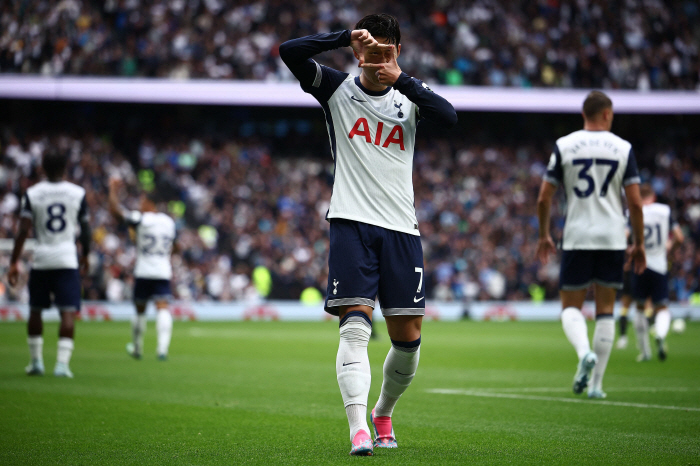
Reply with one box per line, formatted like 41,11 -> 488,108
354,76 -> 392,97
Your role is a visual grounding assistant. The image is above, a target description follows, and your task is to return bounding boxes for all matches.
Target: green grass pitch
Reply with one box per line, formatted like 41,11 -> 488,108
1,319 -> 699,465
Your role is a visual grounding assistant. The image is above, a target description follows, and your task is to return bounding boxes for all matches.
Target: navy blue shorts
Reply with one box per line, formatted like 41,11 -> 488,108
325,219 -> 425,317
133,278 -> 171,304
29,268 -> 81,312
560,250 -> 625,290
632,269 -> 669,306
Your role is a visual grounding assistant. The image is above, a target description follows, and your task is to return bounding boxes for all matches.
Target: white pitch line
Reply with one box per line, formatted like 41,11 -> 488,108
426,389 -> 700,412
459,387 -> 698,393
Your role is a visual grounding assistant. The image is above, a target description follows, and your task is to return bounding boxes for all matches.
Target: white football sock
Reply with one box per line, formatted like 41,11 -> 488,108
156,310 -> 173,356
56,338 -> 74,365
132,314 -> 147,354
561,307 -> 591,360
374,339 -> 421,418
28,336 -> 43,362
336,315 -> 372,440
634,310 -> 651,358
590,316 -> 614,391
655,309 -> 671,340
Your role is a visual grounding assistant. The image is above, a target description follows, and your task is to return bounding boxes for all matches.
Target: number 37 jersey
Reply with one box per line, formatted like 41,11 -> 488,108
21,181 -> 88,270
545,130 -> 640,250
126,211 -> 176,280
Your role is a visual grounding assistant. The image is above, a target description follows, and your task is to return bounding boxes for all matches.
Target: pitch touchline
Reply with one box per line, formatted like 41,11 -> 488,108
426,389 -> 700,412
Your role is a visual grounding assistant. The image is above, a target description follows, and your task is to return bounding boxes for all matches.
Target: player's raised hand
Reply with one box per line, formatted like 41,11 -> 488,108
536,236 -> 556,265
360,44 -> 401,85
79,256 -> 89,277
8,262 -> 20,287
350,29 -> 379,58
108,176 -> 122,193
626,244 -> 646,274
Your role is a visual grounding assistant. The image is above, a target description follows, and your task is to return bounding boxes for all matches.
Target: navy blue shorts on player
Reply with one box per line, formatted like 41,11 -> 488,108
632,268 -> 669,306
325,219 -> 425,317
560,250 -> 625,290
133,278 -> 172,304
29,268 -> 81,311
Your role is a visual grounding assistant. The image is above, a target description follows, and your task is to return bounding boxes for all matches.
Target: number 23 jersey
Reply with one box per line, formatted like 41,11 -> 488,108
21,181 -> 88,270
125,211 -> 176,280
545,130 -> 640,250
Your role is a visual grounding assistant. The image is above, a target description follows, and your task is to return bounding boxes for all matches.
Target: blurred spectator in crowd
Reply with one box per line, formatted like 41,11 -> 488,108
1,0 -> 698,89
2,126 -> 699,303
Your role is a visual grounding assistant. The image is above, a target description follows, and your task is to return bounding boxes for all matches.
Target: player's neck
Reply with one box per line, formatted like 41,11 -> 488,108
46,176 -> 64,183
583,121 -> 610,131
359,72 -> 387,93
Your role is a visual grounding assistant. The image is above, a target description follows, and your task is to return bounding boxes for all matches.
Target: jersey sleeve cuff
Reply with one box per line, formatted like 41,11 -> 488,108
543,175 -> 560,186
20,211 -> 32,219
623,176 -> 641,186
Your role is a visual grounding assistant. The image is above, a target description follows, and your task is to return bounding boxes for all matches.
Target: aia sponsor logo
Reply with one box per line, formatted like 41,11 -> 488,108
171,305 -> 197,321
78,304 -> 112,321
243,305 -> 280,321
348,118 -> 405,151
484,305 -> 518,321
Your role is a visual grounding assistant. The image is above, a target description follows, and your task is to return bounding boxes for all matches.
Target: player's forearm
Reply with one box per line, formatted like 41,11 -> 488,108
108,191 -> 125,222
628,204 -> 645,246
537,200 -> 551,239
392,74 -> 457,127
79,221 -> 91,255
280,31 -> 351,82
10,226 -> 29,265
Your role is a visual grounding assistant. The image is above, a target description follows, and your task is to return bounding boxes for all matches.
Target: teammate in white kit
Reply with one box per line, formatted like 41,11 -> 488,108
537,91 -> 646,399
632,184 -> 684,362
280,14 -> 457,455
109,178 -> 177,361
8,150 -> 91,378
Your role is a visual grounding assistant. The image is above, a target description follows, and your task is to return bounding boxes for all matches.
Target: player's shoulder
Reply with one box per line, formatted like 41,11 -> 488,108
648,202 -> 671,214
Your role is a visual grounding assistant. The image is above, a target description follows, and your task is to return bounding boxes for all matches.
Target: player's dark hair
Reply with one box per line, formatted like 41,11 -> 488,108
639,183 -> 655,199
42,149 -> 68,180
355,14 -> 401,45
582,91 -> 612,119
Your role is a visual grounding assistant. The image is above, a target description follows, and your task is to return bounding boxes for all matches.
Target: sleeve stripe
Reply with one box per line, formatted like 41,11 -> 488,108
623,176 -> 641,186
312,60 -> 322,88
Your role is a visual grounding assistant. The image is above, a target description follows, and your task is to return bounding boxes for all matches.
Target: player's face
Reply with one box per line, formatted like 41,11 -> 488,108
361,37 -> 400,86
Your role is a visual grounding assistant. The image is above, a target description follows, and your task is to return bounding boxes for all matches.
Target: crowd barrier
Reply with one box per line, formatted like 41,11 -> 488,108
0,301 -> 698,322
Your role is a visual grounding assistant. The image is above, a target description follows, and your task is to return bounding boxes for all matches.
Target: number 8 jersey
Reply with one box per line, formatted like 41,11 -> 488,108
20,181 -> 88,270
545,129 -> 640,250
125,211 -> 176,280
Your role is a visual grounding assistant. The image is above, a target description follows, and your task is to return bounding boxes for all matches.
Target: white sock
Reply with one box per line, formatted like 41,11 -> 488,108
132,314 -> 147,354
634,310 -> 651,357
156,310 -> 173,356
336,315 -> 372,440
655,309 -> 671,340
561,307 -> 591,360
57,338 -> 74,365
590,316 -> 614,391
374,339 -> 421,417
28,336 -> 43,362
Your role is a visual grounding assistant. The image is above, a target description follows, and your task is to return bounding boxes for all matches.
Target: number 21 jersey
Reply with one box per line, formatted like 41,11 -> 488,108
21,181 -> 88,270
545,130 -> 640,250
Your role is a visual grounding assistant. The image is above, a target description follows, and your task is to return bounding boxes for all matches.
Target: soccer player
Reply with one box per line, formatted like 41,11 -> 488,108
614,268 -> 634,349
280,14 -> 457,455
632,184 -> 684,362
8,150 -> 90,378
537,90 -> 646,399
109,178 -> 177,361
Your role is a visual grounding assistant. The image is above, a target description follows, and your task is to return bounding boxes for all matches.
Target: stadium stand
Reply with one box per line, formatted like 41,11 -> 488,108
1,121 -> 699,304
1,0 -> 698,89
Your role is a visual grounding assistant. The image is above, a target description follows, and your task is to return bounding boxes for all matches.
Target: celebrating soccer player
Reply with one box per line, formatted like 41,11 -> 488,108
280,13 -> 457,456
536,91 -> 646,399
8,150 -> 91,378
109,178 -> 177,361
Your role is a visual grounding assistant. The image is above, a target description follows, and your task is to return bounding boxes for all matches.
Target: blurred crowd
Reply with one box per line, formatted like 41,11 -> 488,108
2,128 -> 700,304
1,0 -> 698,89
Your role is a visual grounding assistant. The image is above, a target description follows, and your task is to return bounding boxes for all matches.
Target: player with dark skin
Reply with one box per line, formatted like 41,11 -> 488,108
8,164 -> 90,344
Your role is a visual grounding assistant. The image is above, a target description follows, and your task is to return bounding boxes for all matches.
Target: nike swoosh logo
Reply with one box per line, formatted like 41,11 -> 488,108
413,296 -> 424,303
343,362 -> 360,366
350,96 -> 366,103
395,370 -> 411,376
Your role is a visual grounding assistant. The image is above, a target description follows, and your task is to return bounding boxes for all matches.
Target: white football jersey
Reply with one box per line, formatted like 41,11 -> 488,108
21,181 -> 88,270
312,69 -> 420,235
641,202 -> 673,274
545,130 -> 640,250
126,211 -> 176,279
